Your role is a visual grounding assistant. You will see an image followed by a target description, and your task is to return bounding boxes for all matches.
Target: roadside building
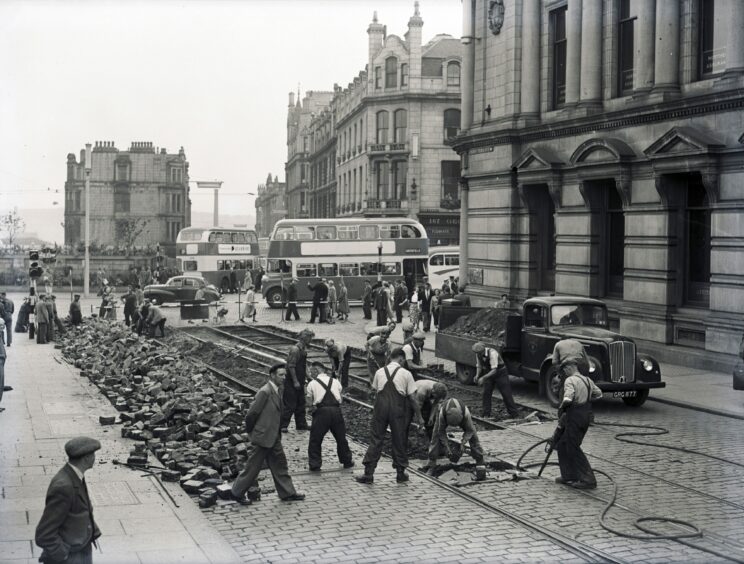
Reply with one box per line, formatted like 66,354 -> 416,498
286,90 -> 334,220
255,173 -> 287,239
452,0 -> 744,364
64,141 -> 190,255
308,102 -> 337,218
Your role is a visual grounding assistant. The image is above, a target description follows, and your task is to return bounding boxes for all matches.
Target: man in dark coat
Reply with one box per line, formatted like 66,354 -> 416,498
230,363 -> 305,504
35,295 -> 50,344
417,283 -> 433,332
69,295 -> 83,326
307,278 -> 328,324
361,280 -> 373,320
393,280 -> 407,324
121,286 -> 138,326
285,277 -> 300,321
254,266 -> 265,292
0,291 -> 14,346
35,437 -> 102,564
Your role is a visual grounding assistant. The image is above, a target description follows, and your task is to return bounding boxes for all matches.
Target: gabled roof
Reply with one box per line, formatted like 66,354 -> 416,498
422,35 -> 461,58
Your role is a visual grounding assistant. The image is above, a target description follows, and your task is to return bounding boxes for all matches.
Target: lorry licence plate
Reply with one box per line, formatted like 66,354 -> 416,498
613,391 -> 637,398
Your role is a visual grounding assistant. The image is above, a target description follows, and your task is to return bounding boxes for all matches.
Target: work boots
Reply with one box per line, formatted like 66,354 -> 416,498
396,468 -> 409,483
355,465 -> 374,484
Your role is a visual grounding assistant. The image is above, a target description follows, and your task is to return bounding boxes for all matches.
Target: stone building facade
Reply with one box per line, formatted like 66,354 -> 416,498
64,141 -> 190,254
452,0 -> 744,366
254,173 -> 287,239
285,90 -> 334,219
299,5 -> 463,245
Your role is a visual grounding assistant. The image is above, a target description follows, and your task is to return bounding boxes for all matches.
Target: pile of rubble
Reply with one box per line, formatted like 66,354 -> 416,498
60,320 -> 254,508
440,307 -> 511,340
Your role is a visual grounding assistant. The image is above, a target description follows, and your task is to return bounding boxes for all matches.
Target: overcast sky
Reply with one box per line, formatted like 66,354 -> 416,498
0,0 -> 461,229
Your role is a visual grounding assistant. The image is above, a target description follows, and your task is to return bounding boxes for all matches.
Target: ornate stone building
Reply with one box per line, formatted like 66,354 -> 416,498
285,90 -> 334,219
254,173 -> 287,239
64,141 -> 190,254
300,5 -> 463,245
452,0 -> 744,367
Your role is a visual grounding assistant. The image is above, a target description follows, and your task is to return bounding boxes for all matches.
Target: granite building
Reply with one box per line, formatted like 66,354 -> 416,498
64,141 -> 190,254
254,173 -> 287,239
451,0 -> 744,366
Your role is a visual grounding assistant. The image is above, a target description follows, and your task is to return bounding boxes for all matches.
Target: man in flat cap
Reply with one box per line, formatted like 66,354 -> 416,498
69,294 -> 83,326
402,331 -> 427,378
36,437 -> 102,563
472,341 -> 520,419
284,277 -> 300,321
425,397 -> 485,475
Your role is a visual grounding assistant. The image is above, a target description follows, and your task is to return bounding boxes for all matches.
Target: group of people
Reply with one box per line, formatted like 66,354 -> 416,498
285,277 -> 350,324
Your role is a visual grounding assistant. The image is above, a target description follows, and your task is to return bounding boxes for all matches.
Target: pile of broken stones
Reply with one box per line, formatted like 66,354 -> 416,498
59,319 -> 259,508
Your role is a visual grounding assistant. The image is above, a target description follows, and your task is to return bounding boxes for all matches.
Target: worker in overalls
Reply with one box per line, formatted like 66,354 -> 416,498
281,329 -> 314,432
552,337 -> 590,379
425,397 -> 486,475
305,361 -> 354,471
365,327 -> 391,384
472,341 -> 519,418
356,347 -> 416,484
402,331 -> 427,379
553,362 -> 602,489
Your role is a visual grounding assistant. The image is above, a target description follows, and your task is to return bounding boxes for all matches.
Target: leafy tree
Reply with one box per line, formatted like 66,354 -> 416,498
0,207 -> 25,247
116,218 -> 150,257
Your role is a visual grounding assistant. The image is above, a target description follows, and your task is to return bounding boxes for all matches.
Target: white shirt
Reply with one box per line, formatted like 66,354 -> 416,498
372,362 -> 416,396
563,374 -> 602,404
306,373 -> 343,405
67,462 -> 85,482
403,343 -> 422,362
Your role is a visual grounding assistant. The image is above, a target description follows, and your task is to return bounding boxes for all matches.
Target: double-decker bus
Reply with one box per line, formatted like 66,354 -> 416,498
175,226 -> 260,292
262,218 -> 429,307
427,245 -> 460,289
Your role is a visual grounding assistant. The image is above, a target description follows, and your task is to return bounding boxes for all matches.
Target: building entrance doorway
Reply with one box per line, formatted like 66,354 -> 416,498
523,183 -> 556,294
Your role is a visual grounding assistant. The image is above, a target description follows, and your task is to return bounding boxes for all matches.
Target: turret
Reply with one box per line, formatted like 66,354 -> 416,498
406,2 -> 423,90
368,11 -> 386,88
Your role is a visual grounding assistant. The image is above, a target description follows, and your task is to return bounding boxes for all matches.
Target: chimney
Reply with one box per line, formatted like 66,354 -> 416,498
289,91 -> 295,107
406,1 -> 423,90
367,11 -> 386,88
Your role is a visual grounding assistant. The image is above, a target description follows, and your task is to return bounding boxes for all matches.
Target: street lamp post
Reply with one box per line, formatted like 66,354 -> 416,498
84,143 -> 92,298
377,240 -> 383,283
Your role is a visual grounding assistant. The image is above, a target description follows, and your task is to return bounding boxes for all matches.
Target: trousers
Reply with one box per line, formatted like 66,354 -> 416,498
308,406 -> 352,469
37,323 -> 48,344
483,366 -> 519,417
285,303 -> 300,320
231,437 -> 297,500
280,379 -> 308,430
2,319 -> 11,346
42,543 -> 92,564
556,403 -> 596,485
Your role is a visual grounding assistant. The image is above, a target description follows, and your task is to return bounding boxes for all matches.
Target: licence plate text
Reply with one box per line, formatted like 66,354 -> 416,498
613,391 -> 637,398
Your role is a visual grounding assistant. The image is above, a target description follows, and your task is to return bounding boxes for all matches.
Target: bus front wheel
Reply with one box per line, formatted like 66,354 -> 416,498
266,288 -> 284,309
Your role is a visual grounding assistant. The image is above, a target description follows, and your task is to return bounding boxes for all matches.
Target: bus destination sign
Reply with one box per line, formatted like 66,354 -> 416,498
218,244 -> 253,254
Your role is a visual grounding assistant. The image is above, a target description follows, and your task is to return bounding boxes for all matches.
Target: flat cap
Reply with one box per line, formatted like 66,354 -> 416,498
413,331 -> 426,340
65,437 -> 101,459
472,342 -> 486,353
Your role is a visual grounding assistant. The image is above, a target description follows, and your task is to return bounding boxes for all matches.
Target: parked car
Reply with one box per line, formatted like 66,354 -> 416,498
435,296 -> 665,407
143,276 -> 220,305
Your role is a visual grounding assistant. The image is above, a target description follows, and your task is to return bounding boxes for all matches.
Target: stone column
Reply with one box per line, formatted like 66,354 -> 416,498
521,0 -> 541,115
724,0 -> 744,74
461,0 -> 475,129
565,0 -> 582,105
579,0 -> 602,104
634,0 -> 656,92
458,180 -> 469,285
654,0 -> 680,91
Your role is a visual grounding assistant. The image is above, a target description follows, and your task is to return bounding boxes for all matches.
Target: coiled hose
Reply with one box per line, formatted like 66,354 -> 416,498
515,420 -> 744,547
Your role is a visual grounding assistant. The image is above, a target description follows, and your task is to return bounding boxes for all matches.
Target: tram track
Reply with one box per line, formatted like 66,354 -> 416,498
171,324 -> 744,563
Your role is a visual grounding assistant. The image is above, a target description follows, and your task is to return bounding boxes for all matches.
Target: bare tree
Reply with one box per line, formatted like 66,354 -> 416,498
0,207 -> 26,247
116,218 -> 150,257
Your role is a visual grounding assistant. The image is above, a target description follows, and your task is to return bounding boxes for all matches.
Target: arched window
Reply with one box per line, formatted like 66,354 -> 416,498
443,109 -> 461,140
385,57 -> 398,88
447,61 -> 461,86
376,111 -> 389,144
394,109 -> 407,143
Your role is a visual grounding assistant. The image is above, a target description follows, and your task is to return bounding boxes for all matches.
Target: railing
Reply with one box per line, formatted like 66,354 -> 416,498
369,144 -> 386,152
389,143 -> 406,151
365,199 -> 405,210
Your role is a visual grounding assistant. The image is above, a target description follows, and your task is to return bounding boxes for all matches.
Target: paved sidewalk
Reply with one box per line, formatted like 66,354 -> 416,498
0,326 -> 241,563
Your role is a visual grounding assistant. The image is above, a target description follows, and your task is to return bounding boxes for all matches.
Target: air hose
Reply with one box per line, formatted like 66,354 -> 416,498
514,419 -> 744,549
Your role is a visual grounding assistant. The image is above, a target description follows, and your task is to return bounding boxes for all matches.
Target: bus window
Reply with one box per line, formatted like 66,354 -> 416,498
236,260 -> 246,269
232,232 -> 247,244
268,259 -> 292,273
337,225 -> 359,240
430,254 -> 444,266
180,230 -> 204,241
445,254 -> 460,265
275,227 -> 294,240
317,226 -> 336,240
296,226 -> 315,240
297,263 -> 317,277
382,262 -> 401,275
380,225 -> 400,239
247,232 -> 258,243
319,263 -> 338,277
183,260 -> 198,272
359,224 -> 379,240
339,263 -> 359,276
209,231 -> 227,243
360,262 -> 378,275
401,225 -> 420,238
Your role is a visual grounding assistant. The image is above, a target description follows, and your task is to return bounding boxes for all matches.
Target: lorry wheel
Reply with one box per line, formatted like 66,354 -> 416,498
622,389 -> 649,407
455,363 -> 476,385
543,366 -> 562,408
266,288 -> 283,309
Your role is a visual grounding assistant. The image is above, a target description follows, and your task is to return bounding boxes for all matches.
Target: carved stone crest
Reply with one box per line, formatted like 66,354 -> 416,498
488,0 -> 505,35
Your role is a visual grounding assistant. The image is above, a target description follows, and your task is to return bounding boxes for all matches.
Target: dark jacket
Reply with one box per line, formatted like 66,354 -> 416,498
1,297 -> 14,318
418,287 -> 433,312
35,465 -> 101,563
287,282 -> 298,302
244,382 -> 282,448
308,281 -> 328,305
122,292 -> 137,314
35,301 -> 51,324
394,285 -> 407,307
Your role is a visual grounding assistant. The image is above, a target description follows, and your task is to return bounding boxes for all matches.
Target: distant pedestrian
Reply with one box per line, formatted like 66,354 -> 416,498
0,291 -> 14,347
356,347 -> 416,484
306,360 -> 354,471
281,329 -> 313,432
496,294 -> 510,309
134,285 -> 144,307
431,289 -> 442,329
35,437 -> 102,564
230,363 -> 305,504
327,280 -> 337,324
394,280 -> 407,323
51,296 -> 65,336
15,297 -> 31,333
69,295 -> 83,326
307,278 -> 328,324
285,278 -> 300,321
35,295 -> 49,344
254,266 -> 265,292
361,280 -> 373,320
229,264 -> 238,293
408,290 -> 420,331
242,286 -> 257,322
417,283 -> 433,332
325,338 -> 351,388
338,277 -> 352,318
46,296 -> 56,342
0,319 -> 6,409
